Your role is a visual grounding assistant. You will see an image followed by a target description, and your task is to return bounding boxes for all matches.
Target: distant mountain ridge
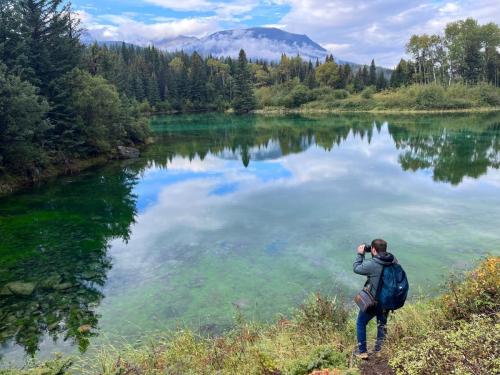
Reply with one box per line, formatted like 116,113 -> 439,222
156,28 -> 329,62
83,27 -> 392,72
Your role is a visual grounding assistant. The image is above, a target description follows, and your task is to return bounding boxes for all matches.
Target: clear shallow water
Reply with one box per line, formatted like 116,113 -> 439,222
1,113 -> 500,365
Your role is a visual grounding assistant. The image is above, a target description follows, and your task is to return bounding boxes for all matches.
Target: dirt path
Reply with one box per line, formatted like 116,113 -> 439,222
359,355 -> 395,375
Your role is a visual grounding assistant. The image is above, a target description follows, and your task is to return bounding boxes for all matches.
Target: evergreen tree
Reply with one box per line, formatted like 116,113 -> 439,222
390,59 -> 410,87
146,73 -> 160,106
361,65 -> 369,86
376,71 -> 387,91
353,68 -> 364,92
232,49 -> 256,113
189,52 -> 207,107
0,63 -> 49,174
369,59 -> 377,86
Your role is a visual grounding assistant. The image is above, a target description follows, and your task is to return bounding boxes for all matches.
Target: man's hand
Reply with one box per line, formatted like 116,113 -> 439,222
357,244 -> 365,255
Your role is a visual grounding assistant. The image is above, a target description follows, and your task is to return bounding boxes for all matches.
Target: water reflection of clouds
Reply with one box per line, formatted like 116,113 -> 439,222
134,155 -> 295,213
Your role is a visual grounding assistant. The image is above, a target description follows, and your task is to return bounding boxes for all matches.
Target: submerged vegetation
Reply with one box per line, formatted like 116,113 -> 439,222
3,257 -> 498,374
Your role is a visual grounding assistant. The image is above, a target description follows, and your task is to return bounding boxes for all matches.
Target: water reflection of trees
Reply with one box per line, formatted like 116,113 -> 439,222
145,115 -> 382,169
0,167 -> 138,357
388,115 -> 500,185
147,113 -> 500,186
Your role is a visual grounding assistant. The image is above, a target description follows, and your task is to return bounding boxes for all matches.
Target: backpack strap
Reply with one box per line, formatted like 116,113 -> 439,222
375,264 -> 385,300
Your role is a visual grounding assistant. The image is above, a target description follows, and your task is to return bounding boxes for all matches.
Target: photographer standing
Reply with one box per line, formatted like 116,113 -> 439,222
353,239 -> 400,359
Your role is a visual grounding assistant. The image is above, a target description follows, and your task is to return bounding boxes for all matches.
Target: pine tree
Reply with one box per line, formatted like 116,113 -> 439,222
369,59 -> 377,86
361,65 -> 369,86
146,73 -> 160,106
189,52 -> 207,107
232,49 -> 256,113
376,71 -> 387,91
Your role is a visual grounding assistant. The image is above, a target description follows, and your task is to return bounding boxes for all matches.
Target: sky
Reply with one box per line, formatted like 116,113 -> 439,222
75,0 -> 500,67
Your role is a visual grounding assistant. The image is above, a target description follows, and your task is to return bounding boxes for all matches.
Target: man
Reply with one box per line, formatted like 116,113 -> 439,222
353,238 -> 396,359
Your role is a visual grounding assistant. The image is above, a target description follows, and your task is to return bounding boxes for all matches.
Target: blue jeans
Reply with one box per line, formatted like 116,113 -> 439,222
356,305 -> 388,353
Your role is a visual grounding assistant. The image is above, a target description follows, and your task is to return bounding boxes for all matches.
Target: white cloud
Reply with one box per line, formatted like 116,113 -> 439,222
78,0 -> 500,67
439,2 -> 460,14
81,13 -> 219,43
277,0 -> 500,67
145,0 -> 258,19
323,43 -> 350,53
144,0 -> 214,12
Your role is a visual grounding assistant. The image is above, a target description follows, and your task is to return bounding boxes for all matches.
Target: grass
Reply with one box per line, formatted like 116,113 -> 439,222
255,83 -> 500,114
2,257 -> 499,375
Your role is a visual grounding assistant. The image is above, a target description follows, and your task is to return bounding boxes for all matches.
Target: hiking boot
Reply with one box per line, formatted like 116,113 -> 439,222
354,351 -> 369,360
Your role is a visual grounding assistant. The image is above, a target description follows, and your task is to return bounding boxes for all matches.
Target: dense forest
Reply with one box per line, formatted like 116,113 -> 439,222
79,18 -> 499,112
0,0 -> 151,182
1,0 -> 499,183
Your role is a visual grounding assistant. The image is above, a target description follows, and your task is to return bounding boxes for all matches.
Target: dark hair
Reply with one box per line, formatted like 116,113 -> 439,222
371,239 -> 387,254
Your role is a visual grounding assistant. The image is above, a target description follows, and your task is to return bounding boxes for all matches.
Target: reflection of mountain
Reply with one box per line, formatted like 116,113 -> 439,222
0,168 -> 138,357
148,113 -> 500,186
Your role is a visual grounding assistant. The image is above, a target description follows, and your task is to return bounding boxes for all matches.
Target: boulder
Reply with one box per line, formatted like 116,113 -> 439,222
0,286 -> 13,296
48,322 -> 60,331
77,324 -> 92,334
1,282 -> 36,296
117,146 -> 140,159
40,274 -> 63,289
53,282 -> 73,291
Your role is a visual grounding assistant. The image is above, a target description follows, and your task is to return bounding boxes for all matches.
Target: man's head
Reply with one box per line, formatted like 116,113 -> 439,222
370,239 -> 387,257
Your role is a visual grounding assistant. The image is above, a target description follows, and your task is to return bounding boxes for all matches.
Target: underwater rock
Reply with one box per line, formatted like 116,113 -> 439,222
188,277 -> 206,289
117,146 -> 140,159
80,271 -> 99,280
0,286 -> 13,296
53,282 -> 73,290
232,299 -> 249,309
47,322 -> 60,331
40,274 -> 63,289
1,281 -> 36,296
77,324 -> 92,334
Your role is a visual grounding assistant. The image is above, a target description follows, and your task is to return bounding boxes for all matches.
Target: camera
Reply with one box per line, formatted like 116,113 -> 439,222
363,244 -> 372,253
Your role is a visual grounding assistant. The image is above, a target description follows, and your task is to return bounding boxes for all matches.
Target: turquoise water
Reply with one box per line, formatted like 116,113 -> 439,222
1,113 -> 500,365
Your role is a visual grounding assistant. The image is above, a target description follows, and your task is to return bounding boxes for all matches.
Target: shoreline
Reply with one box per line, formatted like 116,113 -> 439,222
2,107 -> 499,197
0,156 -> 111,198
253,106 -> 500,115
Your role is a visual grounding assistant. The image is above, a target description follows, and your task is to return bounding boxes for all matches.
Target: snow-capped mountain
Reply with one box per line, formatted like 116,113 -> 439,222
157,27 -> 329,62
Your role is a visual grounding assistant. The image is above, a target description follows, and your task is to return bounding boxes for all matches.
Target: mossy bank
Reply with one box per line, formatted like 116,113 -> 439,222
2,257 -> 498,375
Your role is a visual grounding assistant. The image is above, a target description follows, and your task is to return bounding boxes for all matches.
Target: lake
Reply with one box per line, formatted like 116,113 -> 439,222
1,113 -> 500,365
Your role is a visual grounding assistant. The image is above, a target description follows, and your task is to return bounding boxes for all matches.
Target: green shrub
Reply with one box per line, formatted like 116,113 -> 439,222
389,315 -> 499,375
415,85 -> 446,109
296,293 -> 349,335
331,89 -> 349,100
361,86 -> 375,99
441,257 -> 499,320
312,86 -> 336,98
154,100 -> 173,112
255,86 -> 276,107
477,83 -> 500,106
287,346 -> 348,375
284,85 -> 315,108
